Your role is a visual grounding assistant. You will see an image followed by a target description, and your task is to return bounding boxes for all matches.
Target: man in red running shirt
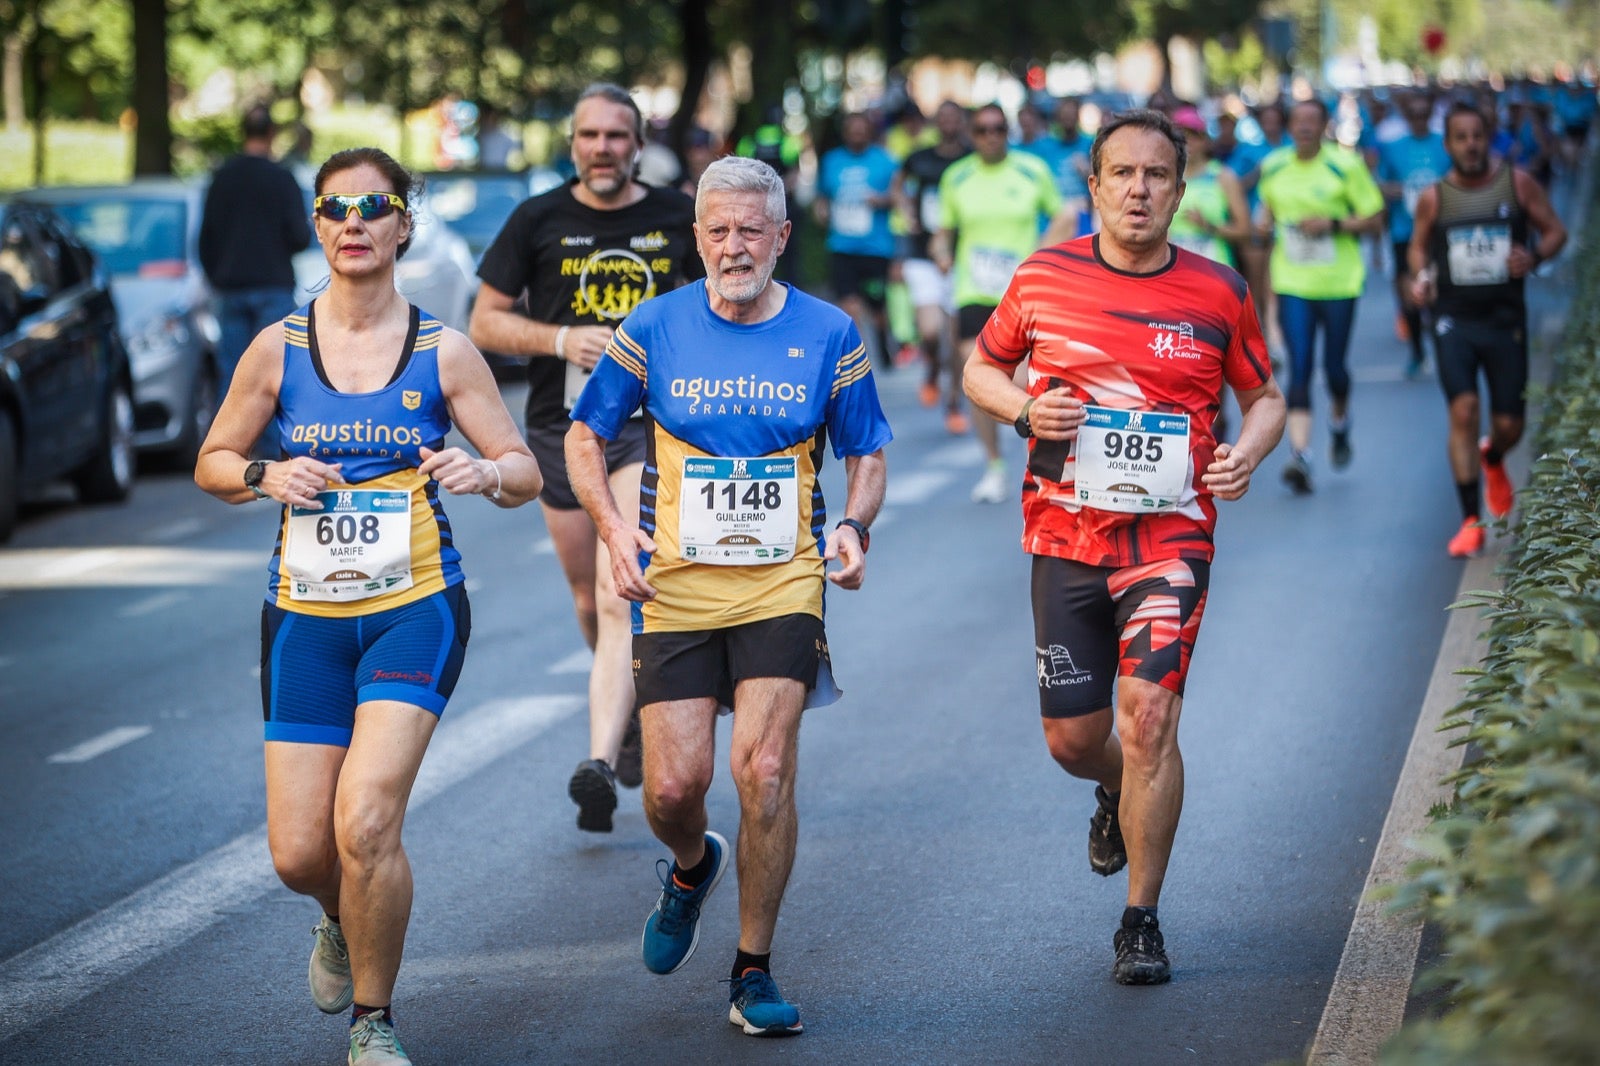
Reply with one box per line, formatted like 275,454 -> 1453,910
964,109 -> 1286,985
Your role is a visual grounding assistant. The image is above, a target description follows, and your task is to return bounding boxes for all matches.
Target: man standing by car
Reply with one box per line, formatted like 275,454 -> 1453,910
199,104 -> 311,396
470,84 -> 701,833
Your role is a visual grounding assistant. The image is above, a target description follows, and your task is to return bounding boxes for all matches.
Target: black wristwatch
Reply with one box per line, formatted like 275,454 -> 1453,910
836,518 -> 870,553
1013,397 -> 1036,439
244,459 -> 271,499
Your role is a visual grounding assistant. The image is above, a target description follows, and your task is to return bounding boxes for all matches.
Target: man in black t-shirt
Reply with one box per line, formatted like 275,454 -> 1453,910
471,84 -> 700,832
891,100 -> 970,429
199,104 -> 312,396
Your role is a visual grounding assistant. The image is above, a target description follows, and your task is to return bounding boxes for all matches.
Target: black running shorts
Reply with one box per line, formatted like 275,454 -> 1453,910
527,417 -> 648,511
633,613 -> 828,709
1432,315 -> 1528,419
1032,555 -> 1211,718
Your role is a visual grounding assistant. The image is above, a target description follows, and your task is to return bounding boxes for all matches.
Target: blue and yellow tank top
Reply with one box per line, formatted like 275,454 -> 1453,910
264,303 -> 463,616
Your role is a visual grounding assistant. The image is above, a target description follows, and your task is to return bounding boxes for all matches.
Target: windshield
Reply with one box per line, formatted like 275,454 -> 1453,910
52,197 -> 189,277
424,175 -> 528,253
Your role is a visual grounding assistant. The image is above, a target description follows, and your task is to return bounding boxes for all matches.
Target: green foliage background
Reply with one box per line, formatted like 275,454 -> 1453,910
1384,163 -> 1600,1063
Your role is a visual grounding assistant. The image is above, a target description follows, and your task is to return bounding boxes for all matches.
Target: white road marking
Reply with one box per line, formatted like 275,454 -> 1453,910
0,548 -> 259,590
922,439 -> 985,468
117,591 -> 187,619
885,469 -> 955,506
530,537 -> 555,556
547,648 -> 593,675
1308,550 -> 1495,1062
46,726 -> 154,764
0,694 -> 582,1043
146,519 -> 204,543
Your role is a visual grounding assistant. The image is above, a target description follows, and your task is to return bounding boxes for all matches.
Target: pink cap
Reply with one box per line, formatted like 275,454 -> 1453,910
1171,107 -> 1207,134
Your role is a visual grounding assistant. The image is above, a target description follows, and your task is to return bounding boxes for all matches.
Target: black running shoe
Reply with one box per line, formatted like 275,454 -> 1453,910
615,709 -> 643,789
1113,912 -> 1171,985
1282,454 -> 1313,495
1088,785 -> 1127,877
1330,429 -> 1352,470
568,758 -> 618,832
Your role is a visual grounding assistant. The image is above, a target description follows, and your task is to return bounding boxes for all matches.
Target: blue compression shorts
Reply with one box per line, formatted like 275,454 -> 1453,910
260,583 -> 471,746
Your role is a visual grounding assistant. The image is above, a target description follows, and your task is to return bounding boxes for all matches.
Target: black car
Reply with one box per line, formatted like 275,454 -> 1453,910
0,201 -> 135,541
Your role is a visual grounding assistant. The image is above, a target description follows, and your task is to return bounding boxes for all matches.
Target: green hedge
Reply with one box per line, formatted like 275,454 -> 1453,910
1383,181 -> 1600,1063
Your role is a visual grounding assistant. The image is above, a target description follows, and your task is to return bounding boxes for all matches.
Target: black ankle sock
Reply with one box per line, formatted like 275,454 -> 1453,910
674,844 -> 716,889
1485,445 -> 1505,466
1122,906 -> 1158,928
352,1003 -> 391,1025
1458,481 -> 1481,521
733,950 -> 771,979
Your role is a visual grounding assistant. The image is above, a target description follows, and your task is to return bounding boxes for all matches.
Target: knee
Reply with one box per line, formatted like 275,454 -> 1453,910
647,767 -> 712,824
271,834 -> 338,896
1042,717 -> 1110,775
1117,693 -> 1179,766
334,799 -> 403,871
732,747 -> 791,820
1449,394 -> 1479,429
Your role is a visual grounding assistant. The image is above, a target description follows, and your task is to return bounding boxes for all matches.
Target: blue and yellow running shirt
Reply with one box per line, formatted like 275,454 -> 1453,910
265,304 -> 463,617
570,281 -> 893,633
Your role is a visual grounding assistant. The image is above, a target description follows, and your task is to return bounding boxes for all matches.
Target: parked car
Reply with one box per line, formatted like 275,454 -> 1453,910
420,167 -> 564,261
17,181 -> 220,466
292,183 -> 477,334
418,167 -> 563,374
0,201 -> 135,541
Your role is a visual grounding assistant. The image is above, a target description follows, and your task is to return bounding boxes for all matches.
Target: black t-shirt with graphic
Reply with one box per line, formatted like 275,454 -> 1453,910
900,145 -> 969,259
477,180 -> 700,428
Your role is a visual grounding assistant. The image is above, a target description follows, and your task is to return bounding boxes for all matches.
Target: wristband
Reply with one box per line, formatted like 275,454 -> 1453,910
835,518 -> 870,553
554,325 -> 570,359
481,460 -> 502,501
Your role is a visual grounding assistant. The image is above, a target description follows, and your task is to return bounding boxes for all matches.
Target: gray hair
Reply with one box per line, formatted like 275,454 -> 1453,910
574,82 -> 644,144
694,156 -> 787,223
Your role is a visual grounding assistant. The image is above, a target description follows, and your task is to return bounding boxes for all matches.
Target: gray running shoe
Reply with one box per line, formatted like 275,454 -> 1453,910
1331,428 -> 1352,470
1088,785 -> 1127,876
568,758 -> 618,832
348,1013 -> 411,1065
309,914 -> 353,1014
615,709 -> 643,789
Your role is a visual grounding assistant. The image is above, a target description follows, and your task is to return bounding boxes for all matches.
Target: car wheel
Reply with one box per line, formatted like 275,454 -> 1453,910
74,380 -> 136,503
168,358 -> 218,470
0,407 -> 17,543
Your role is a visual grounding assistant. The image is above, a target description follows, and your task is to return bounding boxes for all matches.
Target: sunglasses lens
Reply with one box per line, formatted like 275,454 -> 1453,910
316,194 -> 399,221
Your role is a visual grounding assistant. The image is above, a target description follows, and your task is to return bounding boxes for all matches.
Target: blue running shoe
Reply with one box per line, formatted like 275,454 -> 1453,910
641,830 -> 728,975
727,969 -> 804,1036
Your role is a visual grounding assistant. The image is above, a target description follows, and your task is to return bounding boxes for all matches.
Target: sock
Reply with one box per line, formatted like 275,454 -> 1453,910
673,844 -> 716,890
1484,444 -> 1505,466
732,950 -> 771,979
988,457 -> 1005,471
351,1003 -> 391,1026
1294,448 -> 1311,463
1122,905 -> 1158,929
1458,481 -> 1481,521
1405,309 -> 1424,360
1330,417 -> 1349,435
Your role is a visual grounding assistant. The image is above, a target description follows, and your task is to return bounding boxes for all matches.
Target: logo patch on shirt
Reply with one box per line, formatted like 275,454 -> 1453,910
561,234 -> 596,247
788,347 -> 805,359
402,390 -> 421,410
1146,321 -> 1204,361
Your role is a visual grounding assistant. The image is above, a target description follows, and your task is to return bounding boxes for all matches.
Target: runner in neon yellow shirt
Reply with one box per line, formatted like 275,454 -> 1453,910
931,103 -> 1076,503
1255,98 -> 1384,494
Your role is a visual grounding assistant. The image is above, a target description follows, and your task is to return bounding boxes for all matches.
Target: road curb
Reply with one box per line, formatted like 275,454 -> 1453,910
1306,548 -> 1497,1063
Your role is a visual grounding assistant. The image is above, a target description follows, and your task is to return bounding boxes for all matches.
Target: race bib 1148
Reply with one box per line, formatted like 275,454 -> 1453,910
678,456 -> 799,565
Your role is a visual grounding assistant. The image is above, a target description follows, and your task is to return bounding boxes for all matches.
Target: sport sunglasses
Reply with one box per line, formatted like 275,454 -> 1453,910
312,192 -> 407,221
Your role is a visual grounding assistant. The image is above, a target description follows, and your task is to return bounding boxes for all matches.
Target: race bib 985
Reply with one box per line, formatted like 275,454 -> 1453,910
1074,406 -> 1191,513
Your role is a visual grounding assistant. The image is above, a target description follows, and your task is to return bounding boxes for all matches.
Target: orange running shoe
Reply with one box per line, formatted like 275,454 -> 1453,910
1481,439 -> 1514,519
944,409 -> 970,435
918,382 -> 940,407
1447,518 -> 1486,558
1395,313 -> 1411,342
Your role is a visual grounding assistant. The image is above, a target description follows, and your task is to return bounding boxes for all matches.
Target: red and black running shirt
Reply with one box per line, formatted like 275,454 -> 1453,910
977,235 -> 1271,568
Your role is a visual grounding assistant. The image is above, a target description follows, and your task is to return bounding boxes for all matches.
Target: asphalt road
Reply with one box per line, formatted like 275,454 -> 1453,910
0,240 -> 1576,1064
